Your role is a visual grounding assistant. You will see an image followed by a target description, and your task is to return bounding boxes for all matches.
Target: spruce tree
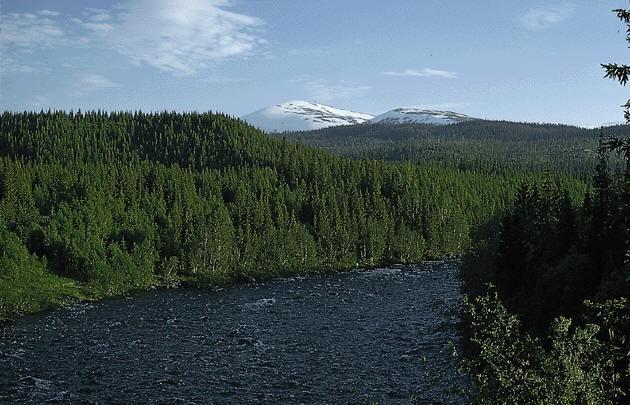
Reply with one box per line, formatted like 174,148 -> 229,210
602,7 -> 630,123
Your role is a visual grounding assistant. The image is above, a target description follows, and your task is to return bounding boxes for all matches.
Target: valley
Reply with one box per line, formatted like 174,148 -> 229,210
2,1 -> 630,402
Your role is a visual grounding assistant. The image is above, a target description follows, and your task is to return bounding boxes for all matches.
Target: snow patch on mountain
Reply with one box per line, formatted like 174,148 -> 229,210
370,108 -> 473,125
242,101 -> 375,132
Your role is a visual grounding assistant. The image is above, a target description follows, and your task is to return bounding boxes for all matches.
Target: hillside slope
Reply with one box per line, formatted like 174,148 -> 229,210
281,121 -> 630,177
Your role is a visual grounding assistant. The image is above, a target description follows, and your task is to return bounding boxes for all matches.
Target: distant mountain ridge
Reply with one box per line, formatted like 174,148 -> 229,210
369,108 -> 473,125
241,101 -> 476,132
243,101 -> 625,132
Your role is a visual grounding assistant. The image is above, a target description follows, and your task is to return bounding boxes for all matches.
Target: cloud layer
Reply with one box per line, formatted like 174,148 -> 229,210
519,4 -> 574,30
1,1 -> 267,76
99,0 -> 266,75
381,68 -> 458,79
0,11 -> 65,72
0,11 -> 64,48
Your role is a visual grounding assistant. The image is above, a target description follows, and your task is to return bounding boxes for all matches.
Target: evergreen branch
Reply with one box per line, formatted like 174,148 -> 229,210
613,8 -> 630,25
602,63 -> 630,86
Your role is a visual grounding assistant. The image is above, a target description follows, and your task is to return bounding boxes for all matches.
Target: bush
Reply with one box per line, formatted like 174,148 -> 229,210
462,290 -> 627,404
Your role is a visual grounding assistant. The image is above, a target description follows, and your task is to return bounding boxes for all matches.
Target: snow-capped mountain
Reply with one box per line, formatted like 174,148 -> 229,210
241,101 -> 374,132
370,108 -> 473,125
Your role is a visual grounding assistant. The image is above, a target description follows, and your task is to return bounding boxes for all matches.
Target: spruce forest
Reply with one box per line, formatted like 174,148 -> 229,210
0,111 -> 587,320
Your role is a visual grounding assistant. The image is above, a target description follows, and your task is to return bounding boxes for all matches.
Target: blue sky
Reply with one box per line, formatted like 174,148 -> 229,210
0,0 -> 628,126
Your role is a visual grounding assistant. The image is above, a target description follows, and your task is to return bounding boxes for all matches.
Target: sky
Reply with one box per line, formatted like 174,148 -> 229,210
0,0 -> 628,126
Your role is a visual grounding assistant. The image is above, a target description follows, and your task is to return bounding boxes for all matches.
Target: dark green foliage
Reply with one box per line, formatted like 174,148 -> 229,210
484,136 -> 630,328
1,110 -> 576,320
281,120 -> 630,179
463,291 -> 627,404
462,137 -> 630,400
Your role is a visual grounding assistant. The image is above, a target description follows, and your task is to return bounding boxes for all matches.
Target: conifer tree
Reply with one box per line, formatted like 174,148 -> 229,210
602,7 -> 630,122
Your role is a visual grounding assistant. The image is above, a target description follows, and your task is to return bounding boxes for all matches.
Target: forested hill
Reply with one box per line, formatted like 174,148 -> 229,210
0,110 -> 316,170
0,111 -> 585,320
281,121 -> 630,177
286,120 -> 617,142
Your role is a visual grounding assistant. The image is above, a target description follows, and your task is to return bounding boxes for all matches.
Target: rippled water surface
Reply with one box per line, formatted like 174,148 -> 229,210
0,262 -> 465,403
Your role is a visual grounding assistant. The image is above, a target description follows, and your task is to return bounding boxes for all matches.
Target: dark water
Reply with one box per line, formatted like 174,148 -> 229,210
0,262 -> 466,404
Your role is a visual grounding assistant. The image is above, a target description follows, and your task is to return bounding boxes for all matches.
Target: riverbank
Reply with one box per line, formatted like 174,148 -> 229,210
0,255 -> 458,323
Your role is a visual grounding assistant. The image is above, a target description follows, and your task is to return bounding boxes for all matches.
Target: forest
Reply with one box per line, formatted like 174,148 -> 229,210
457,131 -> 630,403
0,110 -> 587,321
282,120 -> 630,179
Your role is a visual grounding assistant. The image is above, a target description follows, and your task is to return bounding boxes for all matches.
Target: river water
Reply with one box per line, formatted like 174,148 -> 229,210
0,262 -> 466,404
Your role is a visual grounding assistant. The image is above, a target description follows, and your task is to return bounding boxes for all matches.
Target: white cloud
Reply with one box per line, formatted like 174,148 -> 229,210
381,68 -> 458,79
519,3 -> 574,30
0,12 -> 64,49
71,9 -> 113,33
201,76 -> 250,84
83,8 -> 111,22
291,77 -> 371,102
38,10 -> 60,17
0,55 -> 37,73
90,13 -> 111,22
82,22 -> 114,33
2,1 -> 267,77
92,0 -> 267,75
70,74 -> 122,96
0,11 -> 64,72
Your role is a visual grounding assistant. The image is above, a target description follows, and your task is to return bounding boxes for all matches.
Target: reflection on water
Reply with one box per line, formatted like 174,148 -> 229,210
0,262 -> 466,403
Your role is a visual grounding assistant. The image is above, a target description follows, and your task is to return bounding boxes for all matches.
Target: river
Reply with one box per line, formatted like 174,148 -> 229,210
0,261 -> 466,404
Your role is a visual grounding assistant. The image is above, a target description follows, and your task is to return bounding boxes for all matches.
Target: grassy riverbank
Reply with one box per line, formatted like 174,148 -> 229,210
0,243 -> 448,322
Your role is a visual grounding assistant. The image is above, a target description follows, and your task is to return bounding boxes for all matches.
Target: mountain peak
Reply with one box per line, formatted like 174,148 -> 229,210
370,108 -> 473,125
242,101 -> 374,133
